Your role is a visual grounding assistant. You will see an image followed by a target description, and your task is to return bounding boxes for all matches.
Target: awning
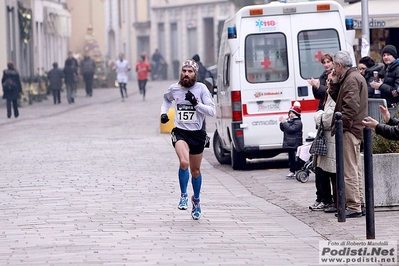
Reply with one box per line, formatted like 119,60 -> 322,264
344,0 -> 399,29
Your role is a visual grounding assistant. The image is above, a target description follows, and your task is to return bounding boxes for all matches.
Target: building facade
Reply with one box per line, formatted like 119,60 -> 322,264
149,0 -> 235,79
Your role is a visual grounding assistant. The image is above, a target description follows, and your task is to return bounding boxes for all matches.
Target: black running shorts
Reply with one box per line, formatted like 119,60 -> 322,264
171,127 -> 207,155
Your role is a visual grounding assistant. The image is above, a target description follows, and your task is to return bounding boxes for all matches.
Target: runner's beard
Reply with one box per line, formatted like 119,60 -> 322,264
179,74 -> 196,88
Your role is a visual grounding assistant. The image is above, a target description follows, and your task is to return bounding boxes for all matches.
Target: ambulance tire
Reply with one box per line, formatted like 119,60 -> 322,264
213,130 -> 231,165
231,144 -> 246,170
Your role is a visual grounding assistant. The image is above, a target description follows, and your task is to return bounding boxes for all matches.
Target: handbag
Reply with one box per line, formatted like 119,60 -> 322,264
309,117 -> 327,156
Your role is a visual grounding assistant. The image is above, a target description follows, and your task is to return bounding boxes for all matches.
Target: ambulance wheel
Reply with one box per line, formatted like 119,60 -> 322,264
213,130 -> 231,165
231,144 -> 246,170
296,170 -> 309,183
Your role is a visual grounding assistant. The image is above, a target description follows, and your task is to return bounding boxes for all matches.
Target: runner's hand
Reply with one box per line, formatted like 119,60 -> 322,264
160,114 -> 169,124
185,91 -> 198,106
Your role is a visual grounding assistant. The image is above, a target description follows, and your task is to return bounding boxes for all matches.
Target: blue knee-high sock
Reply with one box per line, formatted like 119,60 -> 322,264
191,174 -> 202,202
178,168 -> 189,196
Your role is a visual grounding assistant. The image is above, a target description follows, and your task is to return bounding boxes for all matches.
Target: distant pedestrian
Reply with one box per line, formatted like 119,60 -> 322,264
136,55 -> 151,101
2,61 -> 22,118
80,52 -> 96,97
279,101 -> 303,178
47,62 -> 64,104
64,51 -> 78,100
64,55 -> 78,104
192,54 -> 207,82
113,53 -> 131,101
151,49 -> 164,80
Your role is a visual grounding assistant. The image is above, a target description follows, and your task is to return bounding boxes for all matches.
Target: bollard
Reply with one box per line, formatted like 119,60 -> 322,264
363,125 -> 375,239
335,112 -> 345,222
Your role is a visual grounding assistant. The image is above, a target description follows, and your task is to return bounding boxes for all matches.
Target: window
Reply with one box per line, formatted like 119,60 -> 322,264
298,29 -> 340,79
223,54 -> 230,87
245,33 -> 288,83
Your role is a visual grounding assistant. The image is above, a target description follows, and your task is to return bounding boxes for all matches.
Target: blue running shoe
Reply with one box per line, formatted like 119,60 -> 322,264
178,195 -> 188,210
191,196 -> 201,220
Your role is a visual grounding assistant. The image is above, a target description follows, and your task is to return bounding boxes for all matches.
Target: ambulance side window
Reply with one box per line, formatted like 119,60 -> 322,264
223,54 -> 230,87
245,33 -> 288,83
298,29 -> 340,79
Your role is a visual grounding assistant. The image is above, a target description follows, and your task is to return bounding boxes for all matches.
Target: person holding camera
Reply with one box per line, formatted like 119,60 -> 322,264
160,59 -> 215,220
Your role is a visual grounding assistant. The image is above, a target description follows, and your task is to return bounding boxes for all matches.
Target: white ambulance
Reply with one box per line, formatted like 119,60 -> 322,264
213,0 -> 355,170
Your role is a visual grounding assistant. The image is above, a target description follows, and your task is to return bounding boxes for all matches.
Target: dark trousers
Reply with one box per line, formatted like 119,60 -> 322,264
83,73 -> 94,96
6,99 -> 19,118
52,90 -> 61,104
287,148 -> 300,173
119,83 -> 127,98
315,167 -> 336,204
138,79 -> 147,98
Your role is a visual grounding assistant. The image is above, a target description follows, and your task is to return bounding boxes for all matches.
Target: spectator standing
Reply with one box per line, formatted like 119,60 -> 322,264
47,62 -> 64,104
307,53 -> 334,111
113,53 -> 131,101
328,50 -> 367,218
358,56 -> 385,98
160,59 -> 216,220
279,101 -> 303,179
80,52 -> 96,97
309,93 -> 337,212
1,61 -> 22,118
136,55 -> 151,101
370,45 -> 399,110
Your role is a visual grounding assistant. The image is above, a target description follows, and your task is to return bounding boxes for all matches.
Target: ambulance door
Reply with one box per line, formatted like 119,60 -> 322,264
239,15 -> 296,148
289,11 -> 344,137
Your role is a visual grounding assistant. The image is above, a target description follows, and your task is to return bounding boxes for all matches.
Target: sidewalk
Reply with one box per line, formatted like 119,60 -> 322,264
0,80 -> 398,265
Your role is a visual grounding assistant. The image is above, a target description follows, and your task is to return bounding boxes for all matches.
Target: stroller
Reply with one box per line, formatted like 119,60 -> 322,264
295,132 -> 316,183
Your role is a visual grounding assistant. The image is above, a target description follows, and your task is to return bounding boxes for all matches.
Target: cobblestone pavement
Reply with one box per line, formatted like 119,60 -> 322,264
0,81 -> 398,265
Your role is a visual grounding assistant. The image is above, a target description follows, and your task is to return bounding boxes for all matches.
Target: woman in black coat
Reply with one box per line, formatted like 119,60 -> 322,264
2,61 -> 22,118
307,53 -> 334,111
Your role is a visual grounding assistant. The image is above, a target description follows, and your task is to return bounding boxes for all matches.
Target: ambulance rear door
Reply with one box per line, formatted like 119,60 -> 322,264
239,14 -> 297,149
289,9 -> 345,137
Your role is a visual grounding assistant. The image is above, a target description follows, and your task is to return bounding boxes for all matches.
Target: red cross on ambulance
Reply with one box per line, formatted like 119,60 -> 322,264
313,50 -> 324,62
260,57 -> 272,69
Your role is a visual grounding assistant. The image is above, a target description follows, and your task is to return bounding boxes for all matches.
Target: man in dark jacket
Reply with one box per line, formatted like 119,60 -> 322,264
2,61 -> 22,118
47,62 -> 64,104
370,45 -> 399,108
328,50 -> 368,218
80,52 -> 96,97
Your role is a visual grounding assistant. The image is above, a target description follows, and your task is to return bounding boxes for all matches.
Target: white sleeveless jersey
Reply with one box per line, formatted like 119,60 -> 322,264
161,82 -> 215,131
